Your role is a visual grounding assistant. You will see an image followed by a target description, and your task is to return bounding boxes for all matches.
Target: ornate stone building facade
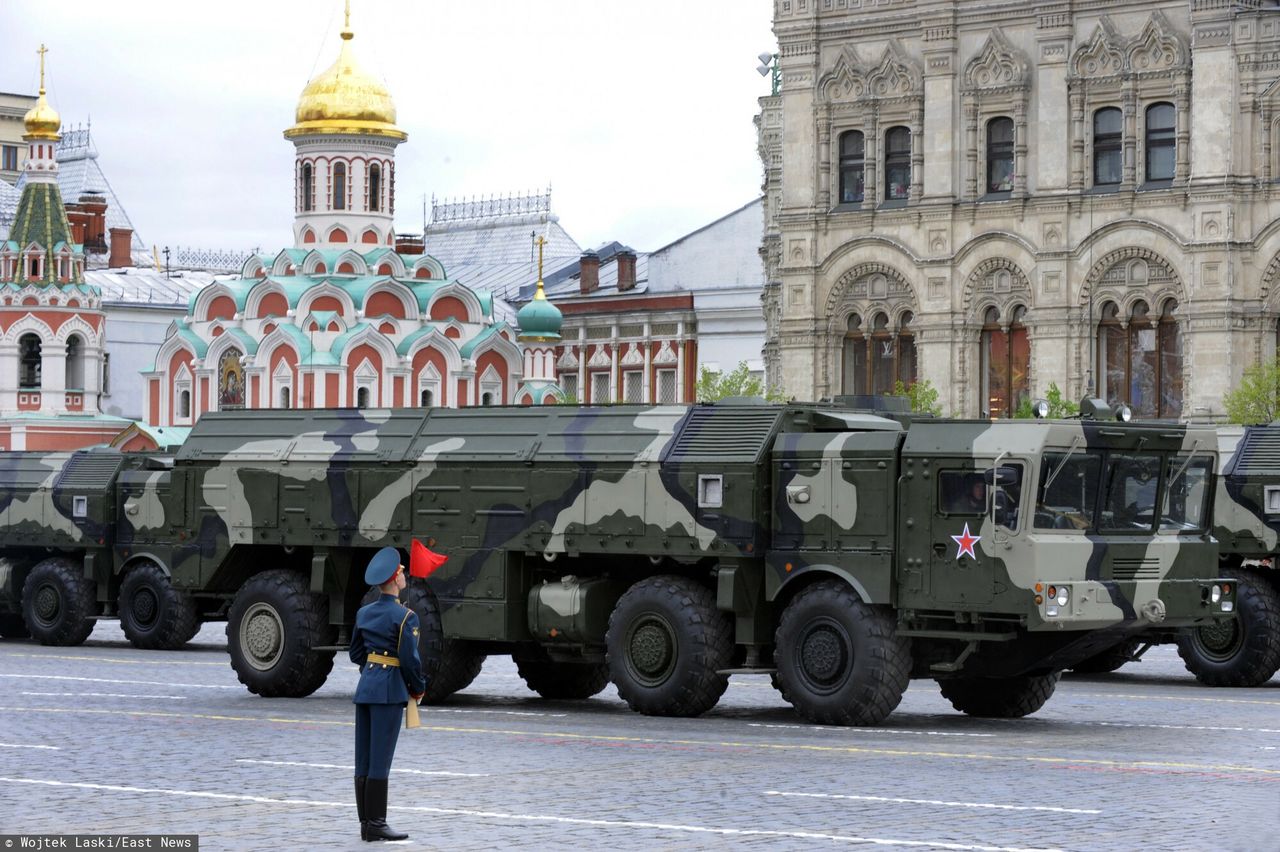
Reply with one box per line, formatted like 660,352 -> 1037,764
760,0 -> 1280,419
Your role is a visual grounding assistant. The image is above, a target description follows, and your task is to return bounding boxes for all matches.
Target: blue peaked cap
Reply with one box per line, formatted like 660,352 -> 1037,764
365,546 -> 402,586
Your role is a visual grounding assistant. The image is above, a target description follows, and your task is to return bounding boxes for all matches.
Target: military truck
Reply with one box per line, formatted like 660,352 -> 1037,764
0,400 -> 1236,725
1172,424 -> 1280,686
1068,425 -> 1280,686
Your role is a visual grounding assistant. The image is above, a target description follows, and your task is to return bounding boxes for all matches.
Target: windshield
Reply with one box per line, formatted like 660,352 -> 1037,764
1034,451 -> 1101,530
1100,453 -> 1162,532
1160,455 -> 1212,531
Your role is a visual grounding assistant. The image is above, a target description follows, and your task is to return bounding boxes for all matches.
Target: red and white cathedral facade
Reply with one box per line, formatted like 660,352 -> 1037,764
0,47 -> 123,451
142,14 -> 562,427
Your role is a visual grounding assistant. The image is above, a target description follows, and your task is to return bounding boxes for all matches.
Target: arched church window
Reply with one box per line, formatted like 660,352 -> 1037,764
18,334 -> 41,388
301,163 -> 313,212
842,313 -> 866,395
986,117 -> 1014,194
65,334 -> 85,390
333,162 -> 347,211
420,388 -> 434,407
369,164 -> 382,212
356,386 -> 369,409
1096,300 -> 1182,418
838,131 -> 864,204
178,390 -> 191,419
279,386 -> 291,409
896,312 -> 917,389
981,305 -> 1029,418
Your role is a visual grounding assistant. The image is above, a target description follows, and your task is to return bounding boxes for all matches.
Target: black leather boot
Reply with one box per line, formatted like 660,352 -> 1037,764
363,777 -> 408,842
355,776 -> 368,841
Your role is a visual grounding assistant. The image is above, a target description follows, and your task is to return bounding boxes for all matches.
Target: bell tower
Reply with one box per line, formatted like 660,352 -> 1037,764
284,1 -> 405,251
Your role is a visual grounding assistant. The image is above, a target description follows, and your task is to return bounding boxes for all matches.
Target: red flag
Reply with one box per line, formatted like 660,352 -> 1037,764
410,539 -> 449,579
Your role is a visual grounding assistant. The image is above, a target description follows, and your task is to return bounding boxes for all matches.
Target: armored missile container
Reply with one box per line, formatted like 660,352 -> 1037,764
0,400 -> 1238,724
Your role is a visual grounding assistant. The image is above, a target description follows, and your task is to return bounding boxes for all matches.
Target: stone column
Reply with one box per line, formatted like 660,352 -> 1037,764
1068,86 -> 1086,190
1176,81 -> 1192,184
909,104 -> 925,203
0,344 -> 17,413
642,322 -> 653,403
817,109 -> 832,209
39,347 -> 66,414
963,96 -> 979,200
1013,96 -> 1029,199
1121,85 -> 1137,190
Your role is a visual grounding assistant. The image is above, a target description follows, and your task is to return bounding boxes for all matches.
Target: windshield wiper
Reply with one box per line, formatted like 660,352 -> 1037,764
1042,435 -> 1082,492
1166,440 -> 1203,490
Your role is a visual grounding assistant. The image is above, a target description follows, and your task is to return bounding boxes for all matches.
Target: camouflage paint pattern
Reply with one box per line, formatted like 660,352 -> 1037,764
0,401 -> 1234,679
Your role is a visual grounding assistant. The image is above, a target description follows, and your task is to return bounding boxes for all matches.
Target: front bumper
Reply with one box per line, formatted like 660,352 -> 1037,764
1027,578 -> 1237,632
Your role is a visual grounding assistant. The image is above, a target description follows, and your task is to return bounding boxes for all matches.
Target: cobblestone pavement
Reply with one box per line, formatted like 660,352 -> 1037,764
0,622 -> 1275,851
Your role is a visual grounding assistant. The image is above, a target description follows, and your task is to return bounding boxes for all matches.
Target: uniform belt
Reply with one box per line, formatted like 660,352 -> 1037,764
367,652 -> 400,667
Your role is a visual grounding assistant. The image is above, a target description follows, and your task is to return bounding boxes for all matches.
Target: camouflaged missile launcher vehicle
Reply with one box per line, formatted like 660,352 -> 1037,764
0,400 -> 1237,725
0,449 -> 204,648
1171,424 -> 1280,686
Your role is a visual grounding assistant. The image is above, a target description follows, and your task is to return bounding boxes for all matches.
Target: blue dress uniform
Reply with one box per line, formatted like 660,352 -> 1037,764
350,547 -> 425,842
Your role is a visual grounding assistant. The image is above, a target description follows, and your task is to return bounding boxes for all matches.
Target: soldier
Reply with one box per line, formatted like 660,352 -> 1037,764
350,547 -> 425,843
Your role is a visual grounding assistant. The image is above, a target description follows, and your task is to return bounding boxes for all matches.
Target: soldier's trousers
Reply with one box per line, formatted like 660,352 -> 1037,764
354,702 -> 404,780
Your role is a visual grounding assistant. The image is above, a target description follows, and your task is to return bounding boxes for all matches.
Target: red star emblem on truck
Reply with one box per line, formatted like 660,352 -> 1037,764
951,523 -> 980,561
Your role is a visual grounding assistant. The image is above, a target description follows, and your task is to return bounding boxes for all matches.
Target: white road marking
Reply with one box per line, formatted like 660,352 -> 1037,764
236,759 -> 488,778
0,743 -> 60,751
0,674 -> 238,689
0,651 -> 226,667
766,791 -> 1102,815
22,691 -> 186,701
748,723 -> 995,738
1088,721 -> 1280,735
0,777 -> 1063,852
423,707 -> 568,719
1077,692 -> 1280,707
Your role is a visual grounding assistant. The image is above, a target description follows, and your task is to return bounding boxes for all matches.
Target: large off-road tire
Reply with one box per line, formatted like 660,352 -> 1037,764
226,569 -> 336,697
605,575 -> 733,717
1177,567 -> 1280,687
0,613 -> 30,639
22,557 -> 96,646
405,583 -> 485,703
514,649 -> 611,700
937,672 -> 1061,718
118,561 -> 199,651
1070,637 -> 1142,674
774,580 -> 911,726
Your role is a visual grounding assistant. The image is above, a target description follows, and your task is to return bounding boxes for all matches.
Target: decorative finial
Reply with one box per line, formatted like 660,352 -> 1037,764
37,44 -> 48,94
341,0 -> 353,40
535,236 -> 547,300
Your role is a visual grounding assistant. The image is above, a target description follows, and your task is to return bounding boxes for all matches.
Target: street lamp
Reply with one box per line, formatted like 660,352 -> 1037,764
756,51 -> 780,96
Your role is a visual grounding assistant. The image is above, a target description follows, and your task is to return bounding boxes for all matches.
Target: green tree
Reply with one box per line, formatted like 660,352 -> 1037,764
890,379 -> 942,416
696,361 -> 787,402
1014,382 -> 1079,419
1224,359 -> 1280,424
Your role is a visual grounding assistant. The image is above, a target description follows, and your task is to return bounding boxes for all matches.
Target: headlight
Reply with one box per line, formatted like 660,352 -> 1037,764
1032,399 -> 1050,419
1046,604 -> 1059,617
1211,584 -> 1222,604
1222,601 -> 1234,612
1115,404 -> 1133,422
1056,587 -> 1069,607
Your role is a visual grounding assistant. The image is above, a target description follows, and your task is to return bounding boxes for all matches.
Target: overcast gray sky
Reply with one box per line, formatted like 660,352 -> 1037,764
6,0 -> 776,255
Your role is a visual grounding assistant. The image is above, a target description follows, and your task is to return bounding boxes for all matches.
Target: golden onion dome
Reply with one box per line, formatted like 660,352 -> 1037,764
24,45 -> 60,141
285,22 -> 406,141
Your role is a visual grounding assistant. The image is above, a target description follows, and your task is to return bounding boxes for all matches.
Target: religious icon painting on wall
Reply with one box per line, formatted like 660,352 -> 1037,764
219,348 -> 245,408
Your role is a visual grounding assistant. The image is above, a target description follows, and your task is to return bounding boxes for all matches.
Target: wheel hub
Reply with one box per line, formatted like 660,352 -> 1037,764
797,618 -> 852,694
34,584 -> 60,623
240,603 -> 285,671
627,615 -> 677,686
1194,616 -> 1242,661
132,588 -> 158,626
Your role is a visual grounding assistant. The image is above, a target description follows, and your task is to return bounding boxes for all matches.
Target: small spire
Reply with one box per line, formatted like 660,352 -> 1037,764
341,0 -> 354,40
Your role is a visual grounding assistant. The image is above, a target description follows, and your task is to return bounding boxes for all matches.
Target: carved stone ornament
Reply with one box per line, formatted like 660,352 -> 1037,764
1127,11 -> 1187,74
964,258 -> 1031,315
653,341 -> 679,366
620,346 -> 645,367
820,40 -> 921,104
825,262 -> 917,328
556,347 -> 579,370
963,29 -> 1030,92
1071,18 -> 1125,79
1081,247 -> 1183,304
586,347 -> 612,369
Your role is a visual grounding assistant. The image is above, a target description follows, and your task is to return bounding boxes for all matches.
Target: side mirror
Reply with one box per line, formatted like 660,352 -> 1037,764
983,465 -> 1020,487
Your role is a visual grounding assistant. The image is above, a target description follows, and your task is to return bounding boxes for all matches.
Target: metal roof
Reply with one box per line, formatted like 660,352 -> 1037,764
86,267 -> 226,308
8,126 -> 145,251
